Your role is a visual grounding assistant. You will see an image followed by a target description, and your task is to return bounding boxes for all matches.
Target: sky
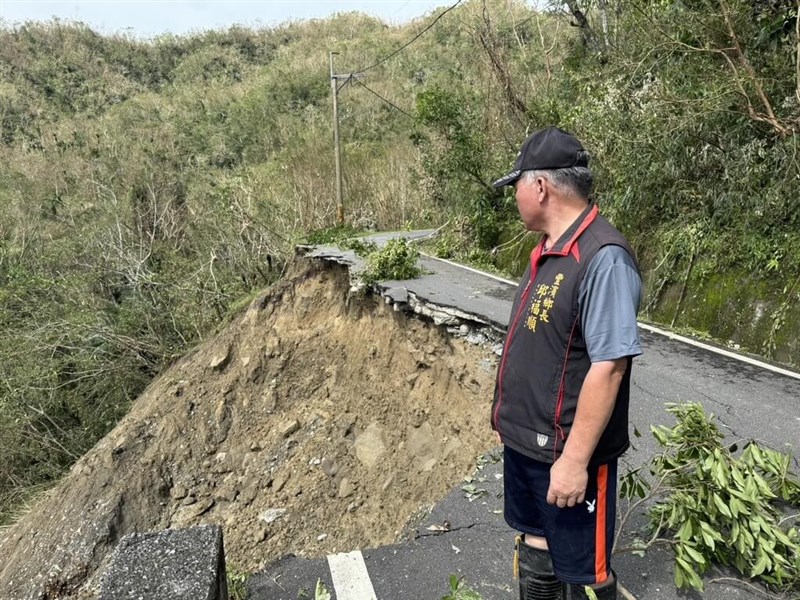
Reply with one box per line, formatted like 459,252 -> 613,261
0,0 -> 452,37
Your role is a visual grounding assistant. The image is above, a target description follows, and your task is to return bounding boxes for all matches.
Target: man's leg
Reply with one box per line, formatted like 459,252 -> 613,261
565,572 -> 616,599
515,534 -> 564,600
541,462 -> 619,600
505,446 -> 565,600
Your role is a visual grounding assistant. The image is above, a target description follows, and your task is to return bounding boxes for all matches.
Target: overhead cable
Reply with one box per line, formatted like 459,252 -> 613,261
355,80 -> 415,119
356,0 -> 463,74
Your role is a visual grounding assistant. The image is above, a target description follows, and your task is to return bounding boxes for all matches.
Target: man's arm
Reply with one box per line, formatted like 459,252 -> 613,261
546,358 -> 627,508
546,245 -> 642,508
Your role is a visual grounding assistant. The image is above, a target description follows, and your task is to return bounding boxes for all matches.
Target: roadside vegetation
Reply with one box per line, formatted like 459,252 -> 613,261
1,0 -> 799,581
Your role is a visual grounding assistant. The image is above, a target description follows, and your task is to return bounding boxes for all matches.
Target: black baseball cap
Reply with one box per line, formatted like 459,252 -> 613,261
492,126 -> 589,188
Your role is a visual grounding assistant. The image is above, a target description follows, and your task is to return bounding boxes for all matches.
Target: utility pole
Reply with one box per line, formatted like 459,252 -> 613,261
329,51 -> 363,225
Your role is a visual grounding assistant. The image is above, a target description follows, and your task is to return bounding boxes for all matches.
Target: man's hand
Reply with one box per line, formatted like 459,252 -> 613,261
547,455 -> 588,508
546,359 -> 627,508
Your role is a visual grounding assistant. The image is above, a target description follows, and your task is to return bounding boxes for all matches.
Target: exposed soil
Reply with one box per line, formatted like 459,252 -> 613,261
0,258 -> 498,599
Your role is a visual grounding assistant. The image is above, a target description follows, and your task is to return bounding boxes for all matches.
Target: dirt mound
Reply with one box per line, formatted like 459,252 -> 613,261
0,259 -> 498,599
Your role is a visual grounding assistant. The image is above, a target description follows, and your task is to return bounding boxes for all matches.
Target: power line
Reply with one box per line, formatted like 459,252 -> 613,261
356,0 -> 463,74
355,80 -> 415,119
327,0 -> 462,222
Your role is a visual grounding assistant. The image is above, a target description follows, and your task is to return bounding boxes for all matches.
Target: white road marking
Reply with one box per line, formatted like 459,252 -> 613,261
327,550 -> 378,600
422,252 -> 517,285
422,252 -> 800,381
637,322 -> 800,381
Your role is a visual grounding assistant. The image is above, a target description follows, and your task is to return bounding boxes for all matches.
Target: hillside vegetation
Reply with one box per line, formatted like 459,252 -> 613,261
1,0 -> 798,522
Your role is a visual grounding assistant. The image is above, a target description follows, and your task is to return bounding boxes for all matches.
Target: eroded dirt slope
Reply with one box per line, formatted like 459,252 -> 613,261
0,259 -> 497,599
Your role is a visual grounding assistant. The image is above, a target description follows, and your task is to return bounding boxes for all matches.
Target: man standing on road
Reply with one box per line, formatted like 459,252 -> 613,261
491,126 -> 642,600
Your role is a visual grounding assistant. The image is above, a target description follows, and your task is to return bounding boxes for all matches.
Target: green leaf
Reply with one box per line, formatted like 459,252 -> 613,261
742,529 -> 756,550
652,426 -> 668,447
753,474 -> 776,499
675,556 -> 703,591
714,461 -> 729,488
677,519 -> 693,542
314,579 -> 331,600
702,453 -> 715,473
443,576 -> 483,600
712,493 -> 732,518
751,552 -> 769,577
683,544 -> 706,566
450,574 -> 459,591
700,527 -> 715,551
731,466 -> 745,488
749,443 -> 763,465
635,479 -> 648,499
773,527 -> 793,546
748,517 -> 762,536
674,563 -> 685,589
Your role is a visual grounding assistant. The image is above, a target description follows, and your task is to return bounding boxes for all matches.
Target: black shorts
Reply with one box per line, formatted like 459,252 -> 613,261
503,445 -> 617,585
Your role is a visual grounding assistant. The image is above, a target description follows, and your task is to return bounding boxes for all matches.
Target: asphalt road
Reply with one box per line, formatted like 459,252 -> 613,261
250,237 -> 800,600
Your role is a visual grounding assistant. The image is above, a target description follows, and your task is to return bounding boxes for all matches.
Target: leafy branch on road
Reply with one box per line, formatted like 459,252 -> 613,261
441,574 -> 482,600
617,403 -> 800,594
342,237 -> 422,285
305,225 -> 423,285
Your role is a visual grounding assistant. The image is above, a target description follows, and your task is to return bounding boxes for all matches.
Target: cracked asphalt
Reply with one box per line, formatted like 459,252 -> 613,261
250,235 -> 800,600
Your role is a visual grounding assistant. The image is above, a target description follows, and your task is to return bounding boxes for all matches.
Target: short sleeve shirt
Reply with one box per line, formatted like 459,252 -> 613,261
577,245 -> 643,363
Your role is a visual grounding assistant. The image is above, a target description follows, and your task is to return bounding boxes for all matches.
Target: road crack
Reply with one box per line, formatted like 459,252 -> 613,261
414,521 -> 506,540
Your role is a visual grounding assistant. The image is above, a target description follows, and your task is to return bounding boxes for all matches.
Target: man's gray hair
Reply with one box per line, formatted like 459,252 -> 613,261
522,167 -> 593,200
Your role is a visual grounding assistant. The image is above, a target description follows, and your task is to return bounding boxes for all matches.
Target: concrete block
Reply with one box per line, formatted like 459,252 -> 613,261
100,525 -> 228,600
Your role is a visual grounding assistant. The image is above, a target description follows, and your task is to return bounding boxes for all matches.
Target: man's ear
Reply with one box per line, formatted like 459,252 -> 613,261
537,176 -> 547,201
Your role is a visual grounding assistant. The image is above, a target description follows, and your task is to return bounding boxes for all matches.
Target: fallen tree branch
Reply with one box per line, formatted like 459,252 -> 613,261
707,576 -> 781,599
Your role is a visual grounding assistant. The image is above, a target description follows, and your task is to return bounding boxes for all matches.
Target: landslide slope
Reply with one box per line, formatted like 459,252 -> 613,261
0,259 -> 497,599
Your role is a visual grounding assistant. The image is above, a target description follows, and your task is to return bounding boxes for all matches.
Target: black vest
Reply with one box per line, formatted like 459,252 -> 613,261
491,204 -> 640,465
